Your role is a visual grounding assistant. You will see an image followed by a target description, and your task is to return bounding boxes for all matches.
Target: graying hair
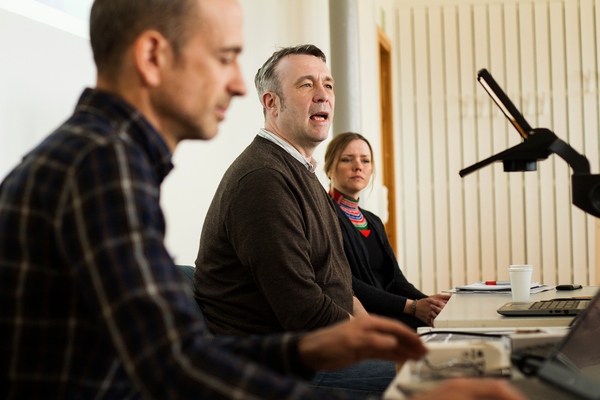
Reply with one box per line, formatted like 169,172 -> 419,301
254,44 -> 326,116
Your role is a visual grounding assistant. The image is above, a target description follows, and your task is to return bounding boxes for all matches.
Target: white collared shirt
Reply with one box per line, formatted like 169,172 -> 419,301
257,128 -> 317,173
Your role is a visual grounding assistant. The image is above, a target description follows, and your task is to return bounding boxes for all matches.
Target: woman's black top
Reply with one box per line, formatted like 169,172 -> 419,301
333,203 -> 428,329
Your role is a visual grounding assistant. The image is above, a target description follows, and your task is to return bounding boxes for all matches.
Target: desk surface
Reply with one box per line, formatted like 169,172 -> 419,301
433,286 -> 599,328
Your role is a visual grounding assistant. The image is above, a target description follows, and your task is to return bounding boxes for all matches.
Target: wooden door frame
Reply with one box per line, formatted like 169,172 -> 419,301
377,27 -> 398,255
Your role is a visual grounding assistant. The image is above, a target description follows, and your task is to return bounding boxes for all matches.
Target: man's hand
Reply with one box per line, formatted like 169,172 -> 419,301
298,315 -> 427,371
410,378 -> 527,400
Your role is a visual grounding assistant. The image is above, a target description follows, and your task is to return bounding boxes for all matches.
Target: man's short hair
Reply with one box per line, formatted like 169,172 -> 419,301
254,44 -> 327,116
90,0 -> 196,77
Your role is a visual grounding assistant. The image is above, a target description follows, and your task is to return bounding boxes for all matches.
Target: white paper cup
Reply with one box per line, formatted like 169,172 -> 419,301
509,264 -> 533,302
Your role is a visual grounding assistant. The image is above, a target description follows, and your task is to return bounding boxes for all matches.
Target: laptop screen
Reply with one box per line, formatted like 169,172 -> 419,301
538,288 -> 600,398
551,290 -> 600,377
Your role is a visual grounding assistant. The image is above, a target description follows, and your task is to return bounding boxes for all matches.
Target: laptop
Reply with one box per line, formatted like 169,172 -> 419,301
388,287 -> 600,400
497,297 -> 591,316
508,287 -> 600,399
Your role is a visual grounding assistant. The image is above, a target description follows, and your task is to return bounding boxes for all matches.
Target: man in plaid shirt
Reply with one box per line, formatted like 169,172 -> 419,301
0,0 -> 527,399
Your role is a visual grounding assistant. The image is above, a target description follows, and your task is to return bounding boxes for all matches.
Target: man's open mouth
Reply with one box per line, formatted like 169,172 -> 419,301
310,112 -> 329,121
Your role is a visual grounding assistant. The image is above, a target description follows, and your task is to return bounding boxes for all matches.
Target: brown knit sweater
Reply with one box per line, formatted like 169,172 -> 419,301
194,136 -> 353,337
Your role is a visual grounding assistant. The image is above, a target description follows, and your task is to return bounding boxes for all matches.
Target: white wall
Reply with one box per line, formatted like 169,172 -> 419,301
0,5 -> 94,181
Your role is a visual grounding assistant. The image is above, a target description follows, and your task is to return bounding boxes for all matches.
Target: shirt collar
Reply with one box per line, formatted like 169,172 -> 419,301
257,128 -> 316,173
77,88 -> 174,182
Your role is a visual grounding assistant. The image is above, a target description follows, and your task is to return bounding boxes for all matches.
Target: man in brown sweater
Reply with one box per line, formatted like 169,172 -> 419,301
194,45 -> 400,393
194,44 -> 365,338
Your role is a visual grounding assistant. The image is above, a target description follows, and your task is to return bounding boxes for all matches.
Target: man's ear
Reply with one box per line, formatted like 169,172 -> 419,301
132,30 -> 171,87
262,92 -> 279,117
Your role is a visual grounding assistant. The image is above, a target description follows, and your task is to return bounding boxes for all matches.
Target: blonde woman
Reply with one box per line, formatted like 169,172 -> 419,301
325,132 -> 450,328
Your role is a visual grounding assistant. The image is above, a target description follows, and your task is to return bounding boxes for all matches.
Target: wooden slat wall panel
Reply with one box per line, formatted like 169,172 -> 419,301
504,2 -> 528,269
396,8 -> 421,287
474,5 -> 495,281
520,2 -> 543,284
458,4 -> 481,289
394,0 -> 597,292
443,5 -> 467,290
548,1 -> 574,284
565,0 -> 589,285
428,5 -> 452,293
533,1 -> 559,285
579,0 -> 598,284
595,0 -> 600,286
488,3 -> 512,281
413,7 -> 435,291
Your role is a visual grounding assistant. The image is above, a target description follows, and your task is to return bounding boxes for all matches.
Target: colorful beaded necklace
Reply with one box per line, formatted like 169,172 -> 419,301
330,188 -> 371,237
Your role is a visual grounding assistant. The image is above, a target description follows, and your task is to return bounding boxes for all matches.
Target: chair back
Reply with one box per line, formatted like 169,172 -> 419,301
176,265 -> 206,323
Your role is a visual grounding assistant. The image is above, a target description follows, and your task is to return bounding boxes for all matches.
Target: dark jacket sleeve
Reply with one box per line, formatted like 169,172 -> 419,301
334,205 -> 426,320
362,209 -> 427,300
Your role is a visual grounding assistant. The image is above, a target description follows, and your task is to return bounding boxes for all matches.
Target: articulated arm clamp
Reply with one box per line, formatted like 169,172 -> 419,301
460,128 -> 600,218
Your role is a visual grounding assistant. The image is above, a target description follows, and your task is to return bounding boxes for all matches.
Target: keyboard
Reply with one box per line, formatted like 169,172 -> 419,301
530,300 -> 584,310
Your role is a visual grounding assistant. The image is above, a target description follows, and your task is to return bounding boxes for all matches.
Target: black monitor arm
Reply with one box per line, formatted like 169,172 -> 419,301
459,128 -> 600,218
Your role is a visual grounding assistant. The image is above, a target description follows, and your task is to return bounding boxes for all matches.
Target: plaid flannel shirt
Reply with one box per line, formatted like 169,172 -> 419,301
0,89 -> 369,400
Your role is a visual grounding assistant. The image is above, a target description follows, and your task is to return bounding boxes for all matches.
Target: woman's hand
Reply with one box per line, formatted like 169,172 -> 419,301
414,294 -> 451,326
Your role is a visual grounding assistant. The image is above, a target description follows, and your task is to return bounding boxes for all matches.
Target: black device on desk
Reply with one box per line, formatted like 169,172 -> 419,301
557,284 -> 583,290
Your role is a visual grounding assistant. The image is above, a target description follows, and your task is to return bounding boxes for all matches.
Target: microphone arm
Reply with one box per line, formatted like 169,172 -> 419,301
459,128 -> 600,218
